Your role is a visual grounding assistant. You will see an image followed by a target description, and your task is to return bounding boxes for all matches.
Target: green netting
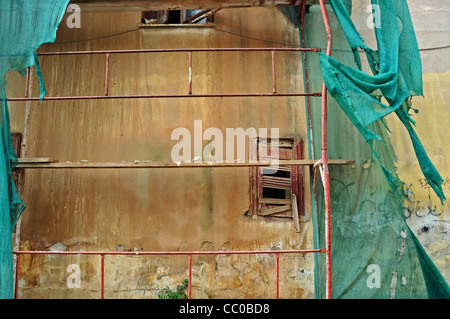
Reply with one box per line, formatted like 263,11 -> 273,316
293,1 -> 449,298
320,0 -> 445,204
0,0 -> 69,299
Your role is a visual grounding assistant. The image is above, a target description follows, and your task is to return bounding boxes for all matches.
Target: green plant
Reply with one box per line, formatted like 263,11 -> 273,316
158,279 -> 189,299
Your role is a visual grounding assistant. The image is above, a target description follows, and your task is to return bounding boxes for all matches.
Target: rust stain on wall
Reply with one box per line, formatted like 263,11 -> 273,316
7,7 -> 315,298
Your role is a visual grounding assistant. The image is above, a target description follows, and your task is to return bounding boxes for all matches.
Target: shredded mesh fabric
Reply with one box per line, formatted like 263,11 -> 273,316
319,0 -> 445,204
0,0 -> 69,299
292,1 -> 450,298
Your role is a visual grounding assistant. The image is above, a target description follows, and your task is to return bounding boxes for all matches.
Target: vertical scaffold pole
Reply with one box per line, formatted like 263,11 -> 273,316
318,0 -> 333,300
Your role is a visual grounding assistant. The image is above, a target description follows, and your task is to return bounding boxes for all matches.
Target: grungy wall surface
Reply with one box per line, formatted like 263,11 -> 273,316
7,7 -> 316,298
5,1 -> 449,299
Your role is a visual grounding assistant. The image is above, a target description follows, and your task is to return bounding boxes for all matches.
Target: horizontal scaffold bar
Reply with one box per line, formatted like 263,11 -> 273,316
35,47 -> 321,55
6,92 -> 322,102
13,248 -> 326,256
15,159 -> 355,169
7,47 -> 322,101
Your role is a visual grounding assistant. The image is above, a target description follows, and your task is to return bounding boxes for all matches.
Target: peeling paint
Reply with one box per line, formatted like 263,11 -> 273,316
398,229 -> 407,262
389,271 -> 398,299
10,7 -> 312,299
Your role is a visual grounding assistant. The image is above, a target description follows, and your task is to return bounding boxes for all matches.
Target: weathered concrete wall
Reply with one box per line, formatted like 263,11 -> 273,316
7,7 -> 315,298
5,0 -> 448,299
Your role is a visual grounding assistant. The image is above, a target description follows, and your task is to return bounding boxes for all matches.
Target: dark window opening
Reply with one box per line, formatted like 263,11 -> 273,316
262,187 -> 286,200
141,9 -> 215,25
262,168 -> 290,199
167,10 -> 181,24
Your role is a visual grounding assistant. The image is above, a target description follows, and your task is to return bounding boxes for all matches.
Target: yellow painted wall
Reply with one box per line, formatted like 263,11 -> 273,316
386,71 -> 450,281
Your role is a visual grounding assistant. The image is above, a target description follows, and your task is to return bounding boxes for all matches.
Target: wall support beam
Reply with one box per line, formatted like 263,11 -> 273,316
71,0 -> 326,12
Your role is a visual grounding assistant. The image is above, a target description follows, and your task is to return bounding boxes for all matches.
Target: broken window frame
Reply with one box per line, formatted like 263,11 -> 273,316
249,137 -> 304,222
141,9 -> 215,25
11,132 -> 23,191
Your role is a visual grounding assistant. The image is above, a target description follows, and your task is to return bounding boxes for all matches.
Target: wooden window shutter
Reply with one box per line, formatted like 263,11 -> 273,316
249,138 -> 304,224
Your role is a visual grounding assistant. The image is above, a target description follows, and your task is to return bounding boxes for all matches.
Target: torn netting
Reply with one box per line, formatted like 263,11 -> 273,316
293,2 -> 450,298
319,0 -> 445,203
0,0 -> 69,299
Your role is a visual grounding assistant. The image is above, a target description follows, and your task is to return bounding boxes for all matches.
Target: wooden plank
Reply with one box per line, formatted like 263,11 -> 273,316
249,139 -> 258,215
139,23 -> 215,28
262,184 -> 291,191
259,147 -> 291,161
73,1 -> 325,12
259,198 -> 291,205
262,175 -> 291,190
292,194 -> 300,233
264,214 -> 292,218
262,176 -> 292,190
258,139 -> 294,148
15,159 -> 355,169
262,176 -> 291,183
263,166 -> 290,173
18,158 -> 58,163
292,139 -> 305,216
259,205 -> 291,216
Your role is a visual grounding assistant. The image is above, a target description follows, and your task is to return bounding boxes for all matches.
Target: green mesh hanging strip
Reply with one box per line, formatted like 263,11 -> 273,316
0,0 -> 69,299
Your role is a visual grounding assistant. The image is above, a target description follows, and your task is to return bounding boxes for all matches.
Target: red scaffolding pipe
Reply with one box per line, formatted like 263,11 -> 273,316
271,50 -> 277,94
300,1 -> 315,160
7,93 -> 321,102
100,254 -> 105,299
104,53 -> 110,96
318,0 -> 333,300
188,51 -> 193,95
7,47 -> 322,102
275,253 -> 280,299
188,255 -> 192,299
13,249 -> 324,256
35,48 -> 320,55
13,249 -> 324,299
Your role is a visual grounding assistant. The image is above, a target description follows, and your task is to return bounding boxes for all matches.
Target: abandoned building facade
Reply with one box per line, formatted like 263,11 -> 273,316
2,0 -> 449,299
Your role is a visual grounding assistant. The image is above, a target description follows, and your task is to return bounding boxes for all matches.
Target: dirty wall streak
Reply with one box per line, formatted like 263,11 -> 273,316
6,8 -> 315,298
